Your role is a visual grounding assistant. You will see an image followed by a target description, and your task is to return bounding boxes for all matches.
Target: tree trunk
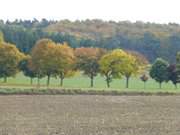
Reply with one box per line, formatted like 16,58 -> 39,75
37,77 -> 40,86
90,75 -> 94,87
144,82 -> 146,89
126,76 -> 129,88
106,77 -> 110,88
30,78 -> 33,85
159,82 -> 162,89
175,84 -> 177,89
47,75 -> 51,87
60,77 -> 64,87
4,77 -> 7,83
107,80 -> 110,88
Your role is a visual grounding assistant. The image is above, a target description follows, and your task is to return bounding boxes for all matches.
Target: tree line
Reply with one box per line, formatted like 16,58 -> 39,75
0,19 -> 180,63
0,35 -> 179,89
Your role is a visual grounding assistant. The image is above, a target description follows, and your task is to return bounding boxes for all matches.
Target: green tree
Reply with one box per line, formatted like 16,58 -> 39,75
150,58 -> 169,89
19,56 -> 37,85
177,52 -> 180,63
176,52 -> 180,84
167,64 -> 179,89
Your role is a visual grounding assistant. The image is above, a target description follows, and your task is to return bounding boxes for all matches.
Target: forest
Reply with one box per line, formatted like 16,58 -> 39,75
0,19 -> 180,63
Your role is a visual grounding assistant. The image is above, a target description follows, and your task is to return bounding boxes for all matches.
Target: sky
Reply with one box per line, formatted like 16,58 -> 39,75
0,0 -> 180,24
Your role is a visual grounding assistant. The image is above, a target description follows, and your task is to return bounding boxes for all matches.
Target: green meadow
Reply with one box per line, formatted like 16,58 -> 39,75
0,73 -> 179,92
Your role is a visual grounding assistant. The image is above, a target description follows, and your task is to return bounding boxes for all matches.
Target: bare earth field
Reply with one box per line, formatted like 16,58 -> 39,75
0,95 -> 180,135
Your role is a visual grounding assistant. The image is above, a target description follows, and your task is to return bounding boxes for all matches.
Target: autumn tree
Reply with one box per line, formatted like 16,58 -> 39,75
31,39 -> 55,86
100,49 -> 148,88
126,51 -> 149,71
0,42 -> 25,82
31,39 -> 76,86
55,43 -> 76,86
75,47 -> 106,87
124,51 -> 149,88
150,58 -> 169,89
99,49 -> 131,88
118,54 -> 138,88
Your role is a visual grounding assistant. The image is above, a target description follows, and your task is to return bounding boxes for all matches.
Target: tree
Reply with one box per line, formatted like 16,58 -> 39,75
140,74 -> 149,89
176,52 -> 180,84
100,49 -> 144,88
150,58 -> 169,89
177,52 -> 180,63
0,42 -> 25,82
19,56 -> 37,85
126,51 -> 149,70
0,31 -> 4,43
55,43 -> 76,86
31,39 -> 76,87
75,47 -> 106,87
99,49 -> 130,88
124,51 -> 149,88
31,39 -> 55,86
167,64 -> 179,88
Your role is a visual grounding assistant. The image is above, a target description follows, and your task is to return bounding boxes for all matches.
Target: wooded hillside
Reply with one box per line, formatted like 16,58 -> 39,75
0,19 -> 180,62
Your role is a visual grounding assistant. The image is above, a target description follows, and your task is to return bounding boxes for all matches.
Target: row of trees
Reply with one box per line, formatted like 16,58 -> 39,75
150,54 -> 180,88
22,39 -> 148,88
0,34 -> 179,89
0,37 -> 149,88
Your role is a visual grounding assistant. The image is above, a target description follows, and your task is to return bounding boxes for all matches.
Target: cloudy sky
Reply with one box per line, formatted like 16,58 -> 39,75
1,0 -> 180,23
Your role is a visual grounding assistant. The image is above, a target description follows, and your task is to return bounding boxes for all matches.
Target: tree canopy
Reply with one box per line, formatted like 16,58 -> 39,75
75,47 -> 106,87
150,58 -> 169,88
0,42 -> 25,82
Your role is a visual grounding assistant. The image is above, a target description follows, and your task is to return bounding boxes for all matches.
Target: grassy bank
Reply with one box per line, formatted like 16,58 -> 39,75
0,87 -> 179,95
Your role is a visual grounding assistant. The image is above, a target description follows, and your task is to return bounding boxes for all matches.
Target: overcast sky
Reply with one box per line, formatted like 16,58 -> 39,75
1,0 -> 180,24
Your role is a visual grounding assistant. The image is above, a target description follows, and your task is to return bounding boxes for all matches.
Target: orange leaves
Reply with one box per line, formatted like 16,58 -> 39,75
0,42 -> 25,78
31,39 -> 76,80
75,47 -> 106,60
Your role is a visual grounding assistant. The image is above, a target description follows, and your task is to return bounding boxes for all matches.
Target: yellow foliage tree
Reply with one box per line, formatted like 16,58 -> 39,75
0,42 -> 25,82
125,51 -> 149,88
126,50 -> 149,73
31,39 -> 55,85
120,54 -> 138,88
55,42 -> 76,86
99,49 -> 143,88
31,39 -> 75,86
99,49 -> 129,88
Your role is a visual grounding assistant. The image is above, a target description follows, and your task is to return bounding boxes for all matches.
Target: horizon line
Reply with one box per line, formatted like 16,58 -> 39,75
1,18 -> 180,25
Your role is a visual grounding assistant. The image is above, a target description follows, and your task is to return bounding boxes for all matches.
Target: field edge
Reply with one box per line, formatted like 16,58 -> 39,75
0,87 -> 179,96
